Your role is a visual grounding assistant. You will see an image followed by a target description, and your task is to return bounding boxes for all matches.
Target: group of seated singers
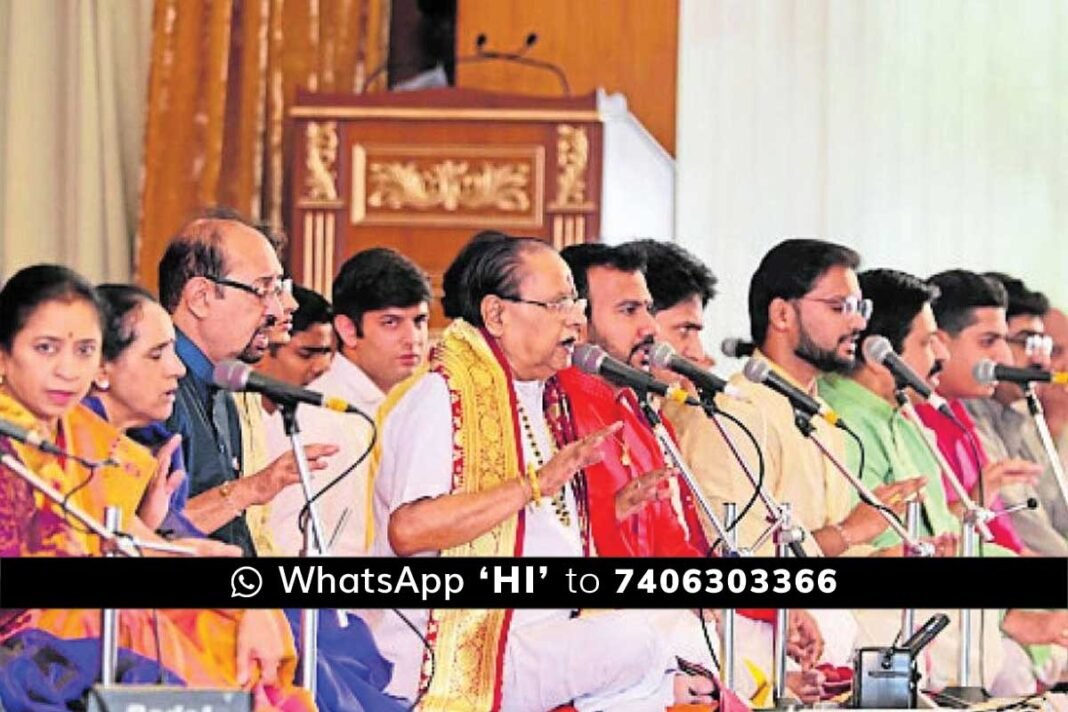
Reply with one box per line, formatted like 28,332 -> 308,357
1,206 -> 1068,711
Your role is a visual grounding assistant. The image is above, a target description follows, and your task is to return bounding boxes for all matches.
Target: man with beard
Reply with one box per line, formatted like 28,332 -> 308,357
963,273 -> 1068,555
672,239 -> 921,556
817,269 -> 1066,695
557,242 -> 706,557
630,238 -> 866,706
817,269 -> 958,556
369,232 -> 720,710
159,209 -> 337,556
915,271 -> 1042,556
267,248 -> 432,556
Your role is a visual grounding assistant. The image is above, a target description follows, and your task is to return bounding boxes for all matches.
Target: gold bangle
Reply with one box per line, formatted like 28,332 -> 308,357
525,464 -> 542,506
832,522 -> 854,551
218,480 -> 244,518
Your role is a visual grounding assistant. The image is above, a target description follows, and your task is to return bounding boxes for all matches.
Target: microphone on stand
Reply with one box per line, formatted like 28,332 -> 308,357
649,343 -> 745,400
721,338 -> 756,359
973,359 -> 1068,386
862,336 -> 953,418
0,417 -> 117,468
741,359 -> 843,428
990,497 -> 1039,518
452,31 -> 571,95
572,343 -> 700,406
213,360 -> 368,416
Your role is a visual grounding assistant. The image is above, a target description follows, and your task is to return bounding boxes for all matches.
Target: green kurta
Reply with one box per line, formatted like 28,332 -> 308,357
818,374 -> 960,548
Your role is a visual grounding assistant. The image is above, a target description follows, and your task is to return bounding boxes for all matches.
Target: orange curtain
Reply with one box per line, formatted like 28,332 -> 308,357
136,0 -> 389,293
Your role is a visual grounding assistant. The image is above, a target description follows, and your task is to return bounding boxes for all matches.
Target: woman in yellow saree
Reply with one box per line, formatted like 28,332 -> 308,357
0,264 -> 313,712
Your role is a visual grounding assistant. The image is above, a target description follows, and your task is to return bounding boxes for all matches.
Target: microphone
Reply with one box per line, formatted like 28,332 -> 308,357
721,338 -> 755,359
741,358 -> 842,427
900,613 -> 950,657
991,497 -> 1039,519
973,359 -> 1068,386
649,343 -> 745,400
572,343 -> 699,406
453,32 -> 571,95
0,417 -> 117,467
862,336 -> 952,416
213,360 -> 365,414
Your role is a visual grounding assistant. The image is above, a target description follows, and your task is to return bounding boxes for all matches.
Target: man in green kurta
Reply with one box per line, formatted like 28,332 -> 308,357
819,268 -> 1066,694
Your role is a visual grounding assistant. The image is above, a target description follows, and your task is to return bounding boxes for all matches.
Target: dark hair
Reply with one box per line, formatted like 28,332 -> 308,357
157,206 -> 262,312
97,284 -> 158,361
559,243 -> 646,316
927,270 -> 1008,336
0,264 -> 105,351
441,230 -> 551,327
748,238 -> 860,345
332,247 -> 431,336
291,285 -> 333,333
625,239 -> 717,311
984,272 -> 1049,320
854,269 -> 939,365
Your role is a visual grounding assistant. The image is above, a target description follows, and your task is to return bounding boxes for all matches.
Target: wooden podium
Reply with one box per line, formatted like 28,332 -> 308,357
288,88 -> 604,325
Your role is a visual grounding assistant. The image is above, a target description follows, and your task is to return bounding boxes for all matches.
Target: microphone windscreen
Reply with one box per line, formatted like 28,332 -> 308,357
648,342 -> 676,370
213,360 -> 252,391
862,335 -> 894,365
742,358 -> 770,384
972,359 -> 998,385
721,338 -> 755,359
571,343 -> 605,375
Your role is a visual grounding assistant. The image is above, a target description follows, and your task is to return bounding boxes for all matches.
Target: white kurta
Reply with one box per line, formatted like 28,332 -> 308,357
370,372 -> 688,710
264,354 -> 381,556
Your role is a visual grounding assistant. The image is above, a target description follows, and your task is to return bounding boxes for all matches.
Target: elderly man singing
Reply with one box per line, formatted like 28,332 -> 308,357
368,231 -> 722,712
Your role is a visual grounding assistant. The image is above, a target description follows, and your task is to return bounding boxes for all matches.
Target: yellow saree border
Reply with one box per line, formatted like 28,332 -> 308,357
0,392 -> 154,555
370,320 -> 524,711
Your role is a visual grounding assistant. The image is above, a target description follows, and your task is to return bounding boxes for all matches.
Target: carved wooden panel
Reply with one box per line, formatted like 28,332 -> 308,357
289,88 -> 603,326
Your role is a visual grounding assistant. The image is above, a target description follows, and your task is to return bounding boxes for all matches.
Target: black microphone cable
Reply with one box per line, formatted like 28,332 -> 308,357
392,608 -> 435,712
838,421 -> 905,529
58,462 -> 103,535
712,408 -> 766,538
294,407 -> 377,546
698,407 -> 766,554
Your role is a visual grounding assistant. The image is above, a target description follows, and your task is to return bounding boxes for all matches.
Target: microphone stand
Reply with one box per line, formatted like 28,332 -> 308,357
101,506 -> 121,686
696,393 -> 805,706
901,501 -> 922,643
694,392 -> 810,705
278,401 -> 331,697
791,413 -> 934,557
698,395 -> 811,559
0,454 -> 195,557
636,396 -> 737,554
0,454 -> 196,691
1022,385 -> 1068,515
892,389 -> 996,543
721,502 -> 737,692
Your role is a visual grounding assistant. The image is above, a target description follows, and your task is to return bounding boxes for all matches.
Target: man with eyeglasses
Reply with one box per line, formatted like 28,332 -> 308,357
675,239 -> 917,557
959,272 -> 1068,556
158,209 -> 337,556
369,231 -> 723,710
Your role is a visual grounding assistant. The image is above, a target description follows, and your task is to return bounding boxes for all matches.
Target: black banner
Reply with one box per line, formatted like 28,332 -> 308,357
1,556 -> 1064,609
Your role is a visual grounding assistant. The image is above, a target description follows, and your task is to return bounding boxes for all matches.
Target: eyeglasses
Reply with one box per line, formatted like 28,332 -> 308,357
500,294 -> 588,314
208,275 -> 293,302
799,295 -> 873,321
1007,331 -> 1055,357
